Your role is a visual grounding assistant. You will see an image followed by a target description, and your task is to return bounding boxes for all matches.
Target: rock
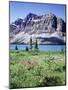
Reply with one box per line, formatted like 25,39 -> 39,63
10,13 -> 66,44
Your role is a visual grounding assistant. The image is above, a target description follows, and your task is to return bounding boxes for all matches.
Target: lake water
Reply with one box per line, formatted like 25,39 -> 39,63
10,44 -> 65,52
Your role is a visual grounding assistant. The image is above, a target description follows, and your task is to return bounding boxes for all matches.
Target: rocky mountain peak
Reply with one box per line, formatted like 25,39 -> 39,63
24,13 -> 37,22
10,13 -> 66,34
10,13 -> 66,44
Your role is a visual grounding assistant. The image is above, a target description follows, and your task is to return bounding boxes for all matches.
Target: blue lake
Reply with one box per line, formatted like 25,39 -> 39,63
10,44 -> 65,52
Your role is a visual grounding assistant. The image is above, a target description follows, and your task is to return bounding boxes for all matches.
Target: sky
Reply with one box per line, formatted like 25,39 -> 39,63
10,1 -> 66,23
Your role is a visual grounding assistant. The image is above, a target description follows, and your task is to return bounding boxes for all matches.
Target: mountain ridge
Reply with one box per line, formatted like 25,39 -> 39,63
10,13 -> 66,44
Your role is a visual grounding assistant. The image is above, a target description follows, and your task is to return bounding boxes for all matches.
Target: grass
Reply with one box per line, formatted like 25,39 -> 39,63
9,50 -> 66,88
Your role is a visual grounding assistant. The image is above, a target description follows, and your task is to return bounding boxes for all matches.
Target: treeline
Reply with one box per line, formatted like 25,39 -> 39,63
15,37 -> 39,51
26,37 -> 38,51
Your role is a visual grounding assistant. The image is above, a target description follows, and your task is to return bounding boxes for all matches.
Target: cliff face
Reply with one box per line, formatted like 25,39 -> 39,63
10,13 -> 66,44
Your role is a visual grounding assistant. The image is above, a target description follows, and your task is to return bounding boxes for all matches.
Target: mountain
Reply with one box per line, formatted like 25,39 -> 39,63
10,13 -> 66,44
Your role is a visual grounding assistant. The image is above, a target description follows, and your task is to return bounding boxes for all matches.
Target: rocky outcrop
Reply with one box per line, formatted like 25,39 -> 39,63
10,13 -> 66,44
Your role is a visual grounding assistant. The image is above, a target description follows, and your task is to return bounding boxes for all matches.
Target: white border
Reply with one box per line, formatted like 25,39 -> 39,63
0,0 -> 68,90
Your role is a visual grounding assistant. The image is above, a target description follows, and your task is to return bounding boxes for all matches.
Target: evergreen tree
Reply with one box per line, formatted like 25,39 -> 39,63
25,46 -> 29,51
30,37 -> 32,50
15,45 -> 18,50
34,38 -> 38,51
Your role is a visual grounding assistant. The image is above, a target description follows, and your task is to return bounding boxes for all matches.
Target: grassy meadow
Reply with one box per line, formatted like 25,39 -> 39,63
10,50 -> 66,88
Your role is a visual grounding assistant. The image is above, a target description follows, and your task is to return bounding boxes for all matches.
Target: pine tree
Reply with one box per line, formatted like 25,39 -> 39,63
15,45 -> 18,50
34,38 -> 38,51
25,46 -> 29,51
30,37 -> 32,50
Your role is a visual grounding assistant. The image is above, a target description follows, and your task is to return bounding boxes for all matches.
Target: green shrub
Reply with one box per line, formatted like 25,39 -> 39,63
63,65 -> 66,71
41,75 -> 64,86
10,51 -> 65,88
55,67 -> 63,72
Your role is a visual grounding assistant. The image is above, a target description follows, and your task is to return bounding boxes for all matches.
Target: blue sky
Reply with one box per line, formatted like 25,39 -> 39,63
10,1 -> 66,23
